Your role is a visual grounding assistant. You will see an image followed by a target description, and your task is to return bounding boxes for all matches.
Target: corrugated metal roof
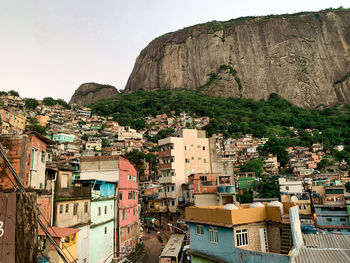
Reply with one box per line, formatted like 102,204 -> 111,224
294,248 -> 350,263
303,234 -> 350,249
293,234 -> 350,263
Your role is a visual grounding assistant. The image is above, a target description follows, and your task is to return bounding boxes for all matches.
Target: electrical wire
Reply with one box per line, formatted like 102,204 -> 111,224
0,143 -> 71,263
39,211 -> 77,263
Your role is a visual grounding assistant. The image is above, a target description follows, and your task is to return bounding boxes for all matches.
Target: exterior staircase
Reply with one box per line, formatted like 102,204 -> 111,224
280,225 -> 292,254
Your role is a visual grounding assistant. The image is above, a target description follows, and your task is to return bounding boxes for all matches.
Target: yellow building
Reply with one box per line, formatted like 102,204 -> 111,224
38,226 -> 79,263
0,109 -> 26,134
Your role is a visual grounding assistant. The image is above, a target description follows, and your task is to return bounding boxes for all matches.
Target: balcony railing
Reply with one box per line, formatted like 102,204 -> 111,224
158,150 -> 172,157
158,163 -> 173,170
159,176 -> 174,184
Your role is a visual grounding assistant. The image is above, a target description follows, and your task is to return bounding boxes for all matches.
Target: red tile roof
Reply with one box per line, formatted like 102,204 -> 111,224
38,226 -> 80,238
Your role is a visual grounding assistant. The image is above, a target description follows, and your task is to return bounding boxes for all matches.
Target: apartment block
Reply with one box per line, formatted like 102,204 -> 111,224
158,129 -> 211,212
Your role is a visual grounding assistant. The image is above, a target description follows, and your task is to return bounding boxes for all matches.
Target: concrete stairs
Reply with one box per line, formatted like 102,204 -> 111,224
280,225 -> 292,254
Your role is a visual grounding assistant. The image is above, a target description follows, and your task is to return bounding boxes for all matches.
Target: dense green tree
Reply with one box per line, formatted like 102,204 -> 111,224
101,138 -> 110,147
56,99 -> 70,109
256,176 -> 280,198
87,89 -> 350,155
0,91 -> 8,96
236,189 -> 253,204
150,128 -> 175,143
43,97 -> 57,106
81,134 -> 89,141
124,149 -> 146,170
26,117 -> 47,135
8,90 -> 19,97
240,158 -> 263,176
259,137 -> 290,167
345,182 -> 350,192
25,98 -> 39,110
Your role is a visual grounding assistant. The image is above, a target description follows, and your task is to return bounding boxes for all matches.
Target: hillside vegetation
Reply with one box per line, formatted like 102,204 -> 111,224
90,89 -> 350,161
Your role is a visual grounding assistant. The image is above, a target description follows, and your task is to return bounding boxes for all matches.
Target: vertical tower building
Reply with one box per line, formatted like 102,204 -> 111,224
158,129 -> 211,212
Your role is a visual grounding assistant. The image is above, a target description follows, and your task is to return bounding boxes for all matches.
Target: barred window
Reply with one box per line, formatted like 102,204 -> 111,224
236,229 -> 248,247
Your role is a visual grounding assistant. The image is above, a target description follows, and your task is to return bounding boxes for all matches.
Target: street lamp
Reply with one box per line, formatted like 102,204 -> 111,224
167,223 -> 190,238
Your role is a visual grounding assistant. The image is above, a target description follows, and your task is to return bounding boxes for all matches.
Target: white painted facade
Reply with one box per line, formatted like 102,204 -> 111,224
279,177 -> 303,194
77,225 -> 90,263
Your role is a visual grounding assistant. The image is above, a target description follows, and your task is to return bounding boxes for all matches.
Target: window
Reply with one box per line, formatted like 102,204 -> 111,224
128,191 -> 133,200
128,175 -> 132,180
133,176 -> 136,181
340,218 -> 346,222
119,192 -> 123,200
31,148 -> 38,170
171,200 -> 175,206
41,151 -> 45,163
286,186 -> 290,191
191,157 -> 194,160
326,218 -> 332,222
185,159 -> 190,163
59,204 -> 63,214
104,205 -> 107,214
133,208 -> 136,215
203,146 -> 206,150
73,203 -> 78,215
65,204 -> 69,213
171,186 -> 175,191
203,158 -> 207,163
127,227 -> 130,234
185,146 -> 189,150
104,227 -> 107,234
84,202 -> 88,213
209,227 -> 218,243
299,205 -> 306,210
236,229 -> 248,247
196,225 -> 204,235
122,210 -> 127,220
98,207 -> 101,216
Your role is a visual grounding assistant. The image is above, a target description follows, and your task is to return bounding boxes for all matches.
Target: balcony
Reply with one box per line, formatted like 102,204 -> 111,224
55,186 -> 91,199
159,175 -> 174,184
158,163 -> 174,170
159,191 -> 177,199
158,150 -> 172,157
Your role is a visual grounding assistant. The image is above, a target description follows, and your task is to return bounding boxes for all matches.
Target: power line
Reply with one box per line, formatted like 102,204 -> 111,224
0,143 -> 71,263
39,211 -> 77,263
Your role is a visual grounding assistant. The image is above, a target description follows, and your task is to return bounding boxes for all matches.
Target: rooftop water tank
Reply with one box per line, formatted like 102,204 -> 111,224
249,202 -> 264,208
223,203 -> 239,210
268,201 -> 283,215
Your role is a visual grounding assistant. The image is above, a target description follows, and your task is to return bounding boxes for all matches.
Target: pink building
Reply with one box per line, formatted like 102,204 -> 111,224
118,156 -> 139,256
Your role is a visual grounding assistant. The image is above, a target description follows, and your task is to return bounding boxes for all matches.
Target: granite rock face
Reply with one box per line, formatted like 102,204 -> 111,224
69,83 -> 119,106
125,10 -> 350,108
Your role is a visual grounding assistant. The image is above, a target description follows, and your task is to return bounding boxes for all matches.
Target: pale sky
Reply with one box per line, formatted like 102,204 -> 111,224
1,0 -> 349,102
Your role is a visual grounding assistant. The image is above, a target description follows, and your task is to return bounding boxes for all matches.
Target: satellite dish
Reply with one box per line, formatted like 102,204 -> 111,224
291,196 -> 299,202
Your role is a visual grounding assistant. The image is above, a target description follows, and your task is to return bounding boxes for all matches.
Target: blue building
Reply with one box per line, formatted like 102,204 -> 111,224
185,203 -> 303,263
314,204 -> 350,235
52,133 -> 75,143
314,186 -> 350,235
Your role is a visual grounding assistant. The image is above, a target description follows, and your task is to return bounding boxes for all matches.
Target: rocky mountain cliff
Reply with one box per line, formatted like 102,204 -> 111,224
125,9 -> 350,108
69,83 -> 119,106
